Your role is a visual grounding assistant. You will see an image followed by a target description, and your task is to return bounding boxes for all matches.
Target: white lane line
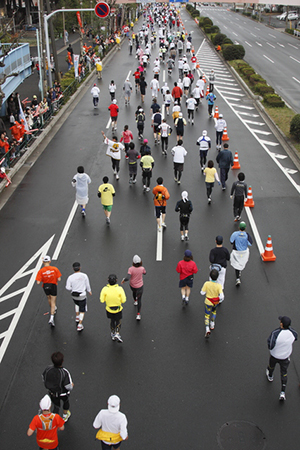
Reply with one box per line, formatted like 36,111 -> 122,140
232,32 -> 238,36
245,41 -> 252,47
216,86 -> 241,91
293,77 -> 300,84
224,25 -> 228,29
215,86 -> 300,194
0,287 -> 27,303
256,42 -> 262,47
268,33 -> 276,38
284,168 -> 298,175
267,42 -> 275,48
288,43 -> 298,49
163,69 -> 165,83
290,56 -> 300,64
156,220 -> 163,262
0,235 -> 54,364
162,104 -> 165,120
255,27 -> 260,30
52,201 -> 78,260
245,207 -> 264,255
277,43 -> 284,47
106,118 -> 111,129
0,308 -> 18,321
263,55 -> 274,63
251,33 -> 257,37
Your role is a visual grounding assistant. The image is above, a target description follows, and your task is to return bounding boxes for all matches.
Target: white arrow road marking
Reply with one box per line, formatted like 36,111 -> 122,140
284,168 -> 298,175
273,153 -> 288,159
244,120 -> 266,126
259,140 -> 279,147
250,129 -> 272,135
0,235 -> 55,364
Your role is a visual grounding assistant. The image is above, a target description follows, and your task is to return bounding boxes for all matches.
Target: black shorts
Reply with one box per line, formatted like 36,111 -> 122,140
106,310 -> 122,321
73,298 -> 87,312
179,276 -> 193,288
101,441 -> 122,450
43,283 -> 57,296
174,162 -> 184,172
155,205 -> 166,218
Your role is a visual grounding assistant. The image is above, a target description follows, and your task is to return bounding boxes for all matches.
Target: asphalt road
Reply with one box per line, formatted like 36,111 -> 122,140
1,8 -> 300,450
198,6 -> 300,113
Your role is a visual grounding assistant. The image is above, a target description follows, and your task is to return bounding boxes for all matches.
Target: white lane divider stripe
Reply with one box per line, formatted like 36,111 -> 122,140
52,201 -> 78,260
245,207 -> 264,255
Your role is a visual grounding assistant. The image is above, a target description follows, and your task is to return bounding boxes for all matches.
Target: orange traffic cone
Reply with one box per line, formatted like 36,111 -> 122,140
202,74 -> 206,83
191,45 -> 195,54
222,127 -> 230,141
214,106 -> 219,119
231,152 -> 240,169
261,235 -> 276,261
244,186 -> 254,207
206,84 -> 210,95
196,62 -> 200,69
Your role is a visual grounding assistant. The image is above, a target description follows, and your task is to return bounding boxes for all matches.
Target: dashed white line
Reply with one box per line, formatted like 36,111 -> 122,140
293,76 -> 300,84
52,201 -> 78,260
290,56 -> 300,64
255,27 -> 260,30
277,43 -> 284,47
232,32 -> 238,36
268,33 -> 276,38
245,41 -> 252,47
267,42 -> 275,48
251,33 -> 257,37
256,42 -> 262,47
263,55 -> 274,63
288,43 -> 298,49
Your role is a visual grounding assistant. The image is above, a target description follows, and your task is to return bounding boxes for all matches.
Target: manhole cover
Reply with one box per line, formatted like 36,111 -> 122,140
217,421 -> 267,450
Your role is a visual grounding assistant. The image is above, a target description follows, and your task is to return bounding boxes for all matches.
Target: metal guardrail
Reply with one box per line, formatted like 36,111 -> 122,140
0,67 -> 92,175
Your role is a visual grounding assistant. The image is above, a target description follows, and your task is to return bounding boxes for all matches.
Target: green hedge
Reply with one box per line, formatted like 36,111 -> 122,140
210,25 -> 220,33
285,28 -> 295,35
223,44 -> 245,61
254,83 -> 275,95
263,94 -> 285,107
249,73 -> 265,85
212,33 -> 227,45
199,17 -> 213,27
222,37 -> 234,45
290,114 -> 300,141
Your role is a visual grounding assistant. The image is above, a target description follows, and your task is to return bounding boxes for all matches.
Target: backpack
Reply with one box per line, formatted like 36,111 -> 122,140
153,113 -> 162,126
43,366 -> 63,396
137,113 -> 144,125
156,191 -> 164,203
208,94 -> 215,103
39,413 -> 55,430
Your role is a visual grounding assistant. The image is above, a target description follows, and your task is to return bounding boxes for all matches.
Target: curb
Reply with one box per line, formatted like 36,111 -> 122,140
0,42 -> 121,195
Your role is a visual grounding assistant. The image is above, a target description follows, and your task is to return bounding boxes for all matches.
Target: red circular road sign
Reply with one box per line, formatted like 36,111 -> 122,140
94,2 -> 110,18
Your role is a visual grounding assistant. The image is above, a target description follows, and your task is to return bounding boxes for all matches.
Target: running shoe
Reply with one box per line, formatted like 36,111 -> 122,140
181,235 -> 185,241
63,411 -> 71,422
75,316 -> 80,323
185,235 -> 189,241
205,330 -> 211,339
279,391 -> 286,401
236,278 -> 241,286
114,333 -> 123,343
162,222 -> 167,228
48,318 -> 55,327
134,301 -> 138,306
266,368 -> 273,382
111,332 -> 116,341
136,313 -> 141,320
210,321 -> 215,330
77,324 -> 84,332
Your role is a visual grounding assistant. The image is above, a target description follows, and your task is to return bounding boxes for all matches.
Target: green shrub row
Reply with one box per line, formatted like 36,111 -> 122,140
234,61 -> 284,107
185,4 -> 200,18
290,115 -> 300,141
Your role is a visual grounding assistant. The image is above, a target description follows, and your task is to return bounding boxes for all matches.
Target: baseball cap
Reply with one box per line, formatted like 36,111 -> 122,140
133,255 -> 141,264
143,139 -> 148,144
113,99 -> 117,104
33,95 -> 37,99
279,316 -> 291,328
184,249 -> 192,258
40,394 -> 51,411
216,235 -> 223,245
219,113 -> 223,118
43,255 -> 51,262
239,221 -> 246,230
108,395 -> 120,413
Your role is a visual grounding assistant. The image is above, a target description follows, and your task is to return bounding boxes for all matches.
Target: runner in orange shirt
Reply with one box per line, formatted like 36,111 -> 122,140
152,177 -> 170,231
27,394 -> 65,450
36,256 -> 62,327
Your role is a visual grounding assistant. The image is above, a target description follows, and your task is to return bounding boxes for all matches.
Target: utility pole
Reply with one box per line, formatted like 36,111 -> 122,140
38,0 -> 47,97
63,6 -> 66,46
45,0 -> 60,82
